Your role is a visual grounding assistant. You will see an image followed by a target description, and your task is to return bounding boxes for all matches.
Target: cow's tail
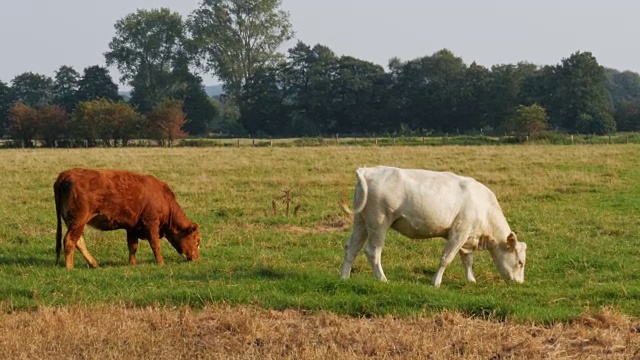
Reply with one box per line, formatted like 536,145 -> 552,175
54,178 -> 68,265
340,168 -> 368,216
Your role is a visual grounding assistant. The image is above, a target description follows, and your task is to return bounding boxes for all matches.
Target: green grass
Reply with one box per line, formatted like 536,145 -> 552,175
0,145 -> 639,323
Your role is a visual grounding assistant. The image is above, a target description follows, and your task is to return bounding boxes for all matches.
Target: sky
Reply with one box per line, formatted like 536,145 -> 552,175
1,0 -> 639,90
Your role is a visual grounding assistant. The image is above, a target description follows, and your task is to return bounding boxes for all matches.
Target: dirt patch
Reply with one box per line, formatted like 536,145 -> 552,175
0,305 -> 638,359
279,217 -> 351,235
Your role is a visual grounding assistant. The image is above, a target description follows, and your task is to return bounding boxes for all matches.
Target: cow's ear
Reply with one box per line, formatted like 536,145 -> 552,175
187,223 -> 199,234
506,232 -> 517,251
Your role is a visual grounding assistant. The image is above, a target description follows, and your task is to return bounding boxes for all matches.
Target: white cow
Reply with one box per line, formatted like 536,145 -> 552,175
340,166 -> 527,287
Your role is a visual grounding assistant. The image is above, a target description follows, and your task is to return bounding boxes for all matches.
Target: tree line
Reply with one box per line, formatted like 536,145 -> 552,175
1,0 -> 640,147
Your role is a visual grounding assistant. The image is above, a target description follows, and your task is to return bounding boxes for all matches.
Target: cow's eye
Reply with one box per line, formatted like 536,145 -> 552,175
518,261 -> 524,267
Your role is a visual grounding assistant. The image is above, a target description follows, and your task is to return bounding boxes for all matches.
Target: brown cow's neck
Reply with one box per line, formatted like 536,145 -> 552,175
169,201 -> 193,230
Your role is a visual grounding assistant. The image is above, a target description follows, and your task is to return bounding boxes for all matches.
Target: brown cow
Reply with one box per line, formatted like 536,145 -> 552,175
54,168 -> 201,269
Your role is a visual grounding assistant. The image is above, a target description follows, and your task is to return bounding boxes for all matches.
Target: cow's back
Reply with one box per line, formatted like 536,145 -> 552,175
358,166 -> 505,238
55,168 -> 173,230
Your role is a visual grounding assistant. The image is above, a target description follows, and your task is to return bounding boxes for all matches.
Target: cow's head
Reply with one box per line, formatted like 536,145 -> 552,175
493,232 -> 526,284
166,223 -> 201,261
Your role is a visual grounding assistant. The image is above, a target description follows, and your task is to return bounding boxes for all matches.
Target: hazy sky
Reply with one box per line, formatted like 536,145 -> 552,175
1,0 -> 638,89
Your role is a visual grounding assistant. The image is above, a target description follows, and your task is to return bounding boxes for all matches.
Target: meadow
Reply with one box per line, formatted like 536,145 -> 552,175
0,145 -> 639,357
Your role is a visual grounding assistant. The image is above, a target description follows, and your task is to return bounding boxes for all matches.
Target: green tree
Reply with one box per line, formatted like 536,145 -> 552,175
105,8 -> 191,112
188,0 -> 294,99
604,69 -> 640,131
575,110 -> 616,135
240,65 -> 287,136
605,69 -> 640,104
331,55 -> 388,134
76,66 -> 121,103
485,62 -> 538,130
282,42 -> 337,135
11,72 -> 53,107
614,100 -> 640,131
457,62 -> 491,131
181,80 -> 219,135
0,81 -> 13,136
71,99 -> 138,147
210,96 -> 245,136
53,65 -> 80,112
551,51 -> 614,133
389,49 -> 468,133
506,104 -> 549,139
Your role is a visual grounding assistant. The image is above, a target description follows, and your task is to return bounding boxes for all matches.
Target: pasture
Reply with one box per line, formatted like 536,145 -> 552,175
2,145 -> 640,319
0,145 -> 639,357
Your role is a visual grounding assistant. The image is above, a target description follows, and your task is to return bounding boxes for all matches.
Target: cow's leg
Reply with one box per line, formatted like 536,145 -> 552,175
364,228 -> 388,282
63,226 -> 84,269
340,215 -> 368,279
432,230 -> 470,287
147,226 -> 165,266
76,236 -> 98,268
459,251 -> 476,283
127,231 -> 139,265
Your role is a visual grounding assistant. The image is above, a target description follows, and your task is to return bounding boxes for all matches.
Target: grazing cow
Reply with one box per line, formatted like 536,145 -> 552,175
54,168 -> 201,269
340,166 -> 527,287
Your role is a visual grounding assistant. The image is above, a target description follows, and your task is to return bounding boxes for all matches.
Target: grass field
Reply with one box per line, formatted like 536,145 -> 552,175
1,145 -> 639,326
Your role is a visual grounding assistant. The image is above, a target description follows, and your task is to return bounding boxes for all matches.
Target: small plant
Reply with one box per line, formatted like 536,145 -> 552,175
271,188 -> 301,217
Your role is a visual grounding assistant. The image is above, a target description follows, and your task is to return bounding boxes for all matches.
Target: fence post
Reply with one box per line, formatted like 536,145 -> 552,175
571,135 -> 574,145
335,134 -> 339,144
237,139 -> 240,147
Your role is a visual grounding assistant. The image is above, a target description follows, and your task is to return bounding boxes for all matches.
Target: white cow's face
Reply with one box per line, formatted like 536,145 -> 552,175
495,232 -> 527,283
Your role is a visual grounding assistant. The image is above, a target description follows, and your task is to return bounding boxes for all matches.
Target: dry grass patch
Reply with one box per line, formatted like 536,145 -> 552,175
0,305 -> 638,359
278,217 -> 351,235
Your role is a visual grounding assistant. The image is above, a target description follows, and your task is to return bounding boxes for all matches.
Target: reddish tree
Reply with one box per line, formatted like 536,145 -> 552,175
37,104 -> 68,147
7,103 -> 39,147
146,99 -> 188,147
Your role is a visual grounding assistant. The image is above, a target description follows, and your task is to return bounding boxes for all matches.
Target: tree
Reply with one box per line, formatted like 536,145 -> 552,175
53,65 -> 80,112
11,72 -> 53,107
575,110 -> 616,135
37,104 -> 68,147
179,75 -> 220,135
145,99 -> 188,146
240,65 -> 288,136
604,69 -> 640,131
606,69 -> 640,104
551,51 -> 614,133
109,101 -> 142,146
76,65 -> 121,103
210,95 -> 245,136
0,81 -> 13,136
188,0 -> 294,99
7,103 -> 39,146
105,8 -> 191,112
71,99 -> 138,147
388,49 -> 468,133
485,62 -> 538,130
614,99 -> 640,131
281,42 -> 337,135
506,104 -> 549,139
331,55 -> 388,134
